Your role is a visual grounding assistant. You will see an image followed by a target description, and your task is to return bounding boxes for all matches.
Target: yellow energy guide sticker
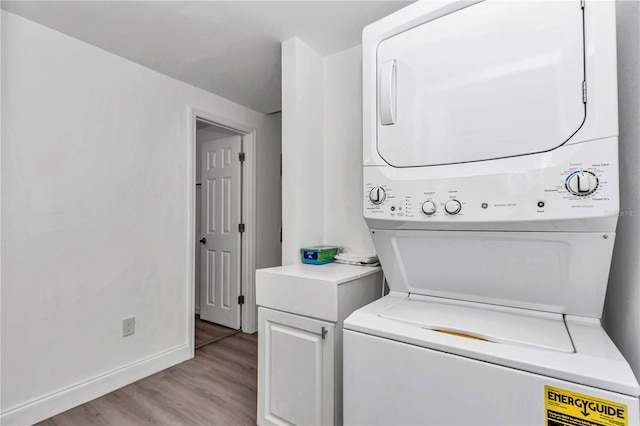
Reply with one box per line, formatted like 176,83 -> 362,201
545,386 -> 628,426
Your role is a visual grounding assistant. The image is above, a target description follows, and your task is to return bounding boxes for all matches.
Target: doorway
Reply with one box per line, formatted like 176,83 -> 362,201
196,121 -> 243,329
189,110 -> 259,355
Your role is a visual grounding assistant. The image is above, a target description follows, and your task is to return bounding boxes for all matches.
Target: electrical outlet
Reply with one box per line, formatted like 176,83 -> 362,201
122,317 -> 135,337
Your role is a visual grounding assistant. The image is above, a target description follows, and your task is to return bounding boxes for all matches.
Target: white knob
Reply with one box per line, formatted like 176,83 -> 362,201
422,201 -> 437,216
566,171 -> 598,196
369,187 -> 386,205
445,199 -> 462,215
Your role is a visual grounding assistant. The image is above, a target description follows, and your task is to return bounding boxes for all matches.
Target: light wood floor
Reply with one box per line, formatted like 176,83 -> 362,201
38,320 -> 257,426
194,314 -> 239,349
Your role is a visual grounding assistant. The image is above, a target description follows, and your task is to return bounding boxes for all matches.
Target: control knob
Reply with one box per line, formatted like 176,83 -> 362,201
369,187 -> 386,205
422,201 -> 437,216
566,171 -> 599,196
444,199 -> 462,215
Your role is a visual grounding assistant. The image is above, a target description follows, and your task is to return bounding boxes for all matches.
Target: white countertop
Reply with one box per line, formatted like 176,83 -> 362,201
256,262 -> 381,285
256,262 -> 383,322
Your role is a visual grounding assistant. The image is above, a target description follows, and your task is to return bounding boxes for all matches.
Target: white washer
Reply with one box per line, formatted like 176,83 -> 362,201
345,295 -> 640,425
344,1 -> 640,425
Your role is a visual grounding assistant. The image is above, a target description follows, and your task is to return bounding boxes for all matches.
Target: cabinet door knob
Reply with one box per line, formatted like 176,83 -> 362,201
321,326 -> 327,340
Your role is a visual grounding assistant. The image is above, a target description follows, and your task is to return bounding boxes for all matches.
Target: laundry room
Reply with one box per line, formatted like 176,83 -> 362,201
2,1 -> 640,425
274,2 -> 640,424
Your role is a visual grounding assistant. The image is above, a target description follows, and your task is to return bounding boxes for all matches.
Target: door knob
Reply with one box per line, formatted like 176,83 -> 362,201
199,237 -> 207,244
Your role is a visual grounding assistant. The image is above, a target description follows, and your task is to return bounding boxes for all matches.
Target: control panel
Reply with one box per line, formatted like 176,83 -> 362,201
363,138 -> 618,228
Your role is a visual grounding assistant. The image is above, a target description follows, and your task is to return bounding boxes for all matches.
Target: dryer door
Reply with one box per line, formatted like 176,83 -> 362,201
377,1 -> 585,167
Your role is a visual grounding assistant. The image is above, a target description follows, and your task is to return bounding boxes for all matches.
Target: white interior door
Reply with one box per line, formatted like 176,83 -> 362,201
200,135 -> 242,329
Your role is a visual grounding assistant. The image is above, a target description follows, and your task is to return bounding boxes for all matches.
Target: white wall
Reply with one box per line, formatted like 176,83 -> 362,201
281,39 -> 374,263
603,0 -> 640,381
1,11 -> 280,424
0,10 -> 3,412
323,46 -> 375,255
281,39 -> 325,264
256,112 -> 283,270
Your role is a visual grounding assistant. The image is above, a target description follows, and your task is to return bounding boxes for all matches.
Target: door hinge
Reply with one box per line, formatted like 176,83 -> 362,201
238,223 -> 245,233
239,152 -> 245,162
238,295 -> 245,305
583,81 -> 587,103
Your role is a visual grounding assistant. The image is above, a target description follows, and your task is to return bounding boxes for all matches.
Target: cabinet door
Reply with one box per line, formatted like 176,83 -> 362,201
258,308 -> 335,426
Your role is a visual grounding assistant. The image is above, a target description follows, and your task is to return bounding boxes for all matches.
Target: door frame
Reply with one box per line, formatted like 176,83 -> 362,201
187,107 -> 258,357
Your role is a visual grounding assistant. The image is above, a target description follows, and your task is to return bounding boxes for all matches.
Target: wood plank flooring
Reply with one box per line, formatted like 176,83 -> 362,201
194,315 -> 239,349
37,324 -> 257,426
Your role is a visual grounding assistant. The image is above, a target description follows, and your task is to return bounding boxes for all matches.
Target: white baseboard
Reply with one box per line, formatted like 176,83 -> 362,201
0,343 -> 191,426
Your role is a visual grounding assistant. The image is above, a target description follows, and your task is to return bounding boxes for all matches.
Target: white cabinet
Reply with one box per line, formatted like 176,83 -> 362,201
256,263 -> 382,426
258,308 -> 335,426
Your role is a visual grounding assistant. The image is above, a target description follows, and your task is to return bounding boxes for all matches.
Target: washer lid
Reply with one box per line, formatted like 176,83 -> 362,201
380,295 -> 574,353
376,0 -> 585,167
345,294 -> 640,397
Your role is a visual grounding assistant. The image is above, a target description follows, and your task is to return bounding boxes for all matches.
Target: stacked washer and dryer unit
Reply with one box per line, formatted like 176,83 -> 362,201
344,1 -> 640,425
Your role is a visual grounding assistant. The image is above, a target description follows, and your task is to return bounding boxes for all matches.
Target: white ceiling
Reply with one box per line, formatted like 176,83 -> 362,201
2,1 -> 412,114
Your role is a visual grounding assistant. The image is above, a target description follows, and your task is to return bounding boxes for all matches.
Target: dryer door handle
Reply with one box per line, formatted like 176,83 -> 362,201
379,59 -> 397,126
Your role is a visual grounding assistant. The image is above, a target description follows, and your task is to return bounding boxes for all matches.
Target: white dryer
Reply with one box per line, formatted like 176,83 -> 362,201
344,1 -> 640,425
